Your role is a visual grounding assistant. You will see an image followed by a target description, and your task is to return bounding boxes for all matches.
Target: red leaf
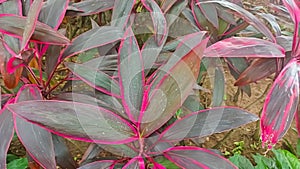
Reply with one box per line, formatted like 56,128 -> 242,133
261,60 -> 300,148
204,37 -> 285,58
21,0 -> 43,49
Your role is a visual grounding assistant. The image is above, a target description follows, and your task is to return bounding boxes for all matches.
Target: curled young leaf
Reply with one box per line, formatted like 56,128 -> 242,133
261,60 -> 300,148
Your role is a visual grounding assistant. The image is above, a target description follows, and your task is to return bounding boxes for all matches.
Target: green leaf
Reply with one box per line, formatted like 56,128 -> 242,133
229,154 -> 254,169
273,149 -> 300,169
6,154 -> 18,163
155,156 -> 180,169
297,138 -> 300,157
253,154 -> 277,169
7,158 -> 28,169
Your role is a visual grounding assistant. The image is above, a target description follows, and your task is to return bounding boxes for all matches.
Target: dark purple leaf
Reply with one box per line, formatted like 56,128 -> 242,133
161,0 -> 177,13
197,1 -> 219,29
0,109 -> 14,169
52,134 -> 77,169
14,85 -> 57,169
82,54 -> 118,76
158,107 -> 258,142
141,32 -> 209,136
65,62 -> 120,98
0,14 -> 70,45
257,13 -> 281,36
191,0 -> 208,30
61,26 -> 123,59
78,160 -> 115,169
21,0 -> 43,49
181,95 -> 204,112
235,53 -> 293,86
225,57 -> 251,96
67,0 -> 114,16
164,146 -> 237,169
54,92 -> 125,118
118,27 -> 144,122
201,0 -> 276,42
283,0 -> 300,55
144,135 -> 174,154
165,0 -> 188,28
8,100 -> 137,144
141,35 -> 166,76
141,0 -> 168,46
39,0 -> 69,29
45,44 -> 61,77
212,67 -> 225,106
111,0 -> 135,29
204,37 -> 285,58
182,8 -> 201,31
98,144 -> 139,158
261,60 -> 300,148
80,143 -> 103,165
235,58 -> 277,86
276,35 -> 293,51
122,157 -> 145,169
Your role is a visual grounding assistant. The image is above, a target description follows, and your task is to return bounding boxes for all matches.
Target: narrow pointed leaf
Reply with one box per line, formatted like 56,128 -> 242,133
52,134 -> 77,169
122,157 -> 145,169
225,58 -> 251,96
141,35 -> 166,75
0,0 -> 22,15
141,0 -> 168,46
14,85 -> 56,169
261,60 -> 300,148
65,62 -> 120,97
21,0 -> 43,49
164,146 -> 237,169
204,37 -> 285,58
61,26 -> 123,59
45,44 -> 61,77
0,14 -> 70,45
212,67 -> 225,106
141,33 -> 209,136
159,107 -> 258,142
258,13 -> 281,36
197,1 -> 219,29
235,58 -> 277,86
283,0 -> 300,55
66,0 -> 114,16
118,27 -> 144,121
111,0 -> 135,28
161,0 -> 178,13
201,0 -> 275,42
165,0 -> 188,27
8,100 -> 137,144
78,160 -> 115,169
54,92 -> 125,118
0,109 -> 14,169
39,0 -> 69,29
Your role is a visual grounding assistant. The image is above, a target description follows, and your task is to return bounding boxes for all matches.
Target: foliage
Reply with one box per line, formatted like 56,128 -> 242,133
6,154 -> 28,169
0,0 -> 290,168
229,149 -> 300,169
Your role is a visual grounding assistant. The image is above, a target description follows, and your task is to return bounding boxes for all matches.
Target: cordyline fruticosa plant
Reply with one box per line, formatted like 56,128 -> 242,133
213,0 -> 300,149
0,0 -> 288,168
